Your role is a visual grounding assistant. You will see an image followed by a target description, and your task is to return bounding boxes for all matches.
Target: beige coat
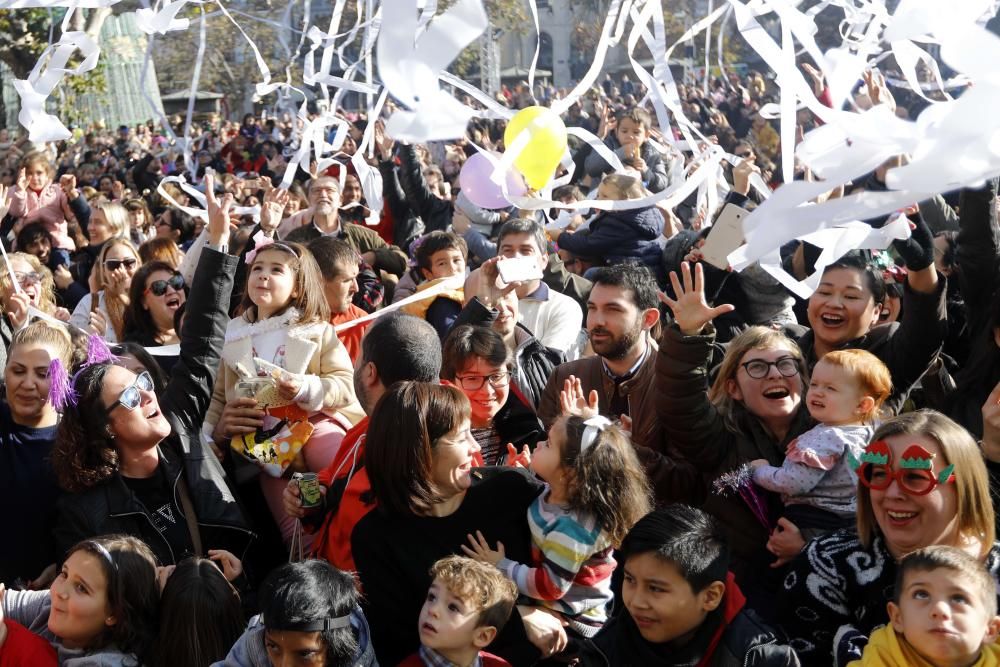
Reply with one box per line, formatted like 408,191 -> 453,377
204,308 -> 364,432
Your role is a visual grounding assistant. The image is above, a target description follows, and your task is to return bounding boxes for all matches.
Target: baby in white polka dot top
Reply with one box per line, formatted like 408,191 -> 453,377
750,349 -> 891,539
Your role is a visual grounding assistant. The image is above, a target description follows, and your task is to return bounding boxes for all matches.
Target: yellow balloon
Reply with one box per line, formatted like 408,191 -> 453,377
504,106 -> 567,190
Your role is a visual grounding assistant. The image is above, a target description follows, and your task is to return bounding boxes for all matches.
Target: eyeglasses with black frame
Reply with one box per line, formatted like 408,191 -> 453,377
740,356 -> 800,379
454,370 -> 511,392
105,371 -> 154,414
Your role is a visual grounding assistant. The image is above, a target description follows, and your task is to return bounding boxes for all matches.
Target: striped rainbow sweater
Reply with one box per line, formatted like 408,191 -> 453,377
496,487 -> 614,637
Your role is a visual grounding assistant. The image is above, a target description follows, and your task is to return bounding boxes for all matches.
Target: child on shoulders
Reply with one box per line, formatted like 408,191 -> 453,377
400,231 -> 468,339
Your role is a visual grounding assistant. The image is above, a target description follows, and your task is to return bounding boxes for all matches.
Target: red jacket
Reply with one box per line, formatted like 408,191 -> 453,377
311,413 -> 485,572
398,650 -> 511,667
331,304 -> 370,364
0,620 -> 58,667
312,417 -> 371,571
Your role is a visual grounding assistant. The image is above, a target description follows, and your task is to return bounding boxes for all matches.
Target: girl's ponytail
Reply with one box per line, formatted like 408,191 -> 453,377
563,416 -> 653,546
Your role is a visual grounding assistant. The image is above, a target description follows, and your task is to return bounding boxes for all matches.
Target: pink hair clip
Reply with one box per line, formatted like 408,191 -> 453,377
245,230 -> 274,265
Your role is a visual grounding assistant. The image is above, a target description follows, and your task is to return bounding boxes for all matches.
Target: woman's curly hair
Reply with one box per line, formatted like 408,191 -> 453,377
51,362 -> 119,492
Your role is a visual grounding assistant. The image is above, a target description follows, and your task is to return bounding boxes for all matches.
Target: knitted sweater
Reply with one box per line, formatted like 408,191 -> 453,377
778,528 -> 1000,666
497,486 -> 614,637
752,423 -> 872,516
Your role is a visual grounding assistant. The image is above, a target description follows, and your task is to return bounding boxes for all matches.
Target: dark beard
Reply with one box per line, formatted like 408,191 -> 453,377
589,321 -> 643,361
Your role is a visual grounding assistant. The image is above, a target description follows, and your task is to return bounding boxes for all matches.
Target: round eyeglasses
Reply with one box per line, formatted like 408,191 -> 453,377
740,356 -> 800,379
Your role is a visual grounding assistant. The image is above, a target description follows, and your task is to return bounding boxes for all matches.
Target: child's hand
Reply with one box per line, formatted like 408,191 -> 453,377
505,443 -> 531,468
208,549 -> 243,581
749,458 -> 768,470
276,372 -> 302,400
461,530 -> 505,565
559,375 -> 599,418
60,174 -> 77,197
15,168 -> 26,191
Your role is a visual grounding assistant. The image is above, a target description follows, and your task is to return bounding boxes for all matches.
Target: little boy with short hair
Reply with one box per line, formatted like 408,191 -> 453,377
850,545 -> 1000,666
580,505 -> 797,666
401,231 -> 468,339
400,555 -> 518,667
584,106 -> 670,193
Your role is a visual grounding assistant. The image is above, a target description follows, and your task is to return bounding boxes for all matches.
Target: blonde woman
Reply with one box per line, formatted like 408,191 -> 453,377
0,252 -> 69,369
68,238 -> 139,342
778,410 -> 997,665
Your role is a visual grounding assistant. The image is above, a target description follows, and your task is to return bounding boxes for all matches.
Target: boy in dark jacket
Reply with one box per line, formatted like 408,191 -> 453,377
584,106 -> 671,192
580,505 -> 799,667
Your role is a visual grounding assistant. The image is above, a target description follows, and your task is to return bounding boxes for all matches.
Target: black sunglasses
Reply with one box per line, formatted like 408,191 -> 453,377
104,258 -> 138,272
144,274 -> 185,297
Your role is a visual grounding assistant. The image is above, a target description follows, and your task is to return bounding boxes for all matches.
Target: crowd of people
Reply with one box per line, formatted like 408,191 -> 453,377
0,62 -> 997,667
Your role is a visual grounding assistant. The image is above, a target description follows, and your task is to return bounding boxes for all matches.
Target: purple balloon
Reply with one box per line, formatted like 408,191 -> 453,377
458,152 -> 527,210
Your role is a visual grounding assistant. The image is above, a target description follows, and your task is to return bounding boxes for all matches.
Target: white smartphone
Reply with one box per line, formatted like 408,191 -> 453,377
700,203 -> 747,270
497,256 -> 544,284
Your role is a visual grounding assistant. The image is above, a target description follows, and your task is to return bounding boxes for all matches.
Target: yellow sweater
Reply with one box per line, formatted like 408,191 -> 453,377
849,625 -> 1000,667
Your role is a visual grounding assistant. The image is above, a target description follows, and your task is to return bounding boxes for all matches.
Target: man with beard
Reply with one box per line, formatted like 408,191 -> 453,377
538,263 -> 661,449
281,175 -> 407,278
281,313 -> 442,570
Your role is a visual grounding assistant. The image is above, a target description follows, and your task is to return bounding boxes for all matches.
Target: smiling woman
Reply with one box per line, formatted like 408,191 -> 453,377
778,410 -> 999,665
352,381 -> 547,666
50,241 -> 254,568
656,262 -> 812,597
0,322 -> 74,587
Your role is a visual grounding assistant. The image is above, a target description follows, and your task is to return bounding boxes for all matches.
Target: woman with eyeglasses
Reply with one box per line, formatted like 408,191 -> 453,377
68,239 -> 139,343
656,262 -> 812,600
777,410 -> 999,665
50,175 -> 254,567
441,325 -> 544,466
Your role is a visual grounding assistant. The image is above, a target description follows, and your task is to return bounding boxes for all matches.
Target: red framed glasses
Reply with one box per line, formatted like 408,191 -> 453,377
852,441 -> 956,496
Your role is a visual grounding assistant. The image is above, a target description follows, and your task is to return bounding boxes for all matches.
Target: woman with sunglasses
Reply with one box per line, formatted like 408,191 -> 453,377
50,173 -> 254,567
778,410 -> 998,665
656,262 -> 813,600
68,239 -> 139,343
0,252 -> 69,367
440,325 -> 544,466
123,261 -> 186,348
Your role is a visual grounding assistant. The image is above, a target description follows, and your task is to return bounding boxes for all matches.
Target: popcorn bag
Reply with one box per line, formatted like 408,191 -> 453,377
229,378 -> 314,477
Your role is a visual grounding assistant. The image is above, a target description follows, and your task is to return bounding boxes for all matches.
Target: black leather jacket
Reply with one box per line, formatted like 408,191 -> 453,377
54,248 -> 254,566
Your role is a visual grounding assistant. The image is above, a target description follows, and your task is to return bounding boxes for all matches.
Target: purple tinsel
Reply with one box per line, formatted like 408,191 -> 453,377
713,463 -> 772,530
47,357 -> 76,411
85,334 -> 117,366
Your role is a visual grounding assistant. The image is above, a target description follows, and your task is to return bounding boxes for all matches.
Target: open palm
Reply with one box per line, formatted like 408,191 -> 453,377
659,261 -> 735,335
